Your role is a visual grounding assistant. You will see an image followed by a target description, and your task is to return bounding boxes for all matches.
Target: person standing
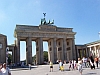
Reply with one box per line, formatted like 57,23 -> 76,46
28,63 -> 31,70
1,63 -> 11,75
71,60 -> 74,70
49,61 -> 53,72
82,57 -> 87,68
59,60 -> 63,70
90,55 -> 95,69
0,63 -> 2,75
78,58 -> 83,75
94,56 -> 99,68
69,60 -> 72,70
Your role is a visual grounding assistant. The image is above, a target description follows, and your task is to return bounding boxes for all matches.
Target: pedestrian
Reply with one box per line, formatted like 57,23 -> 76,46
1,63 -> 11,75
49,61 -> 53,72
94,56 -> 98,68
74,60 -> 77,70
60,64 -> 64,71
71,60 -> 74,70
59,60 -> 63,70
0,63 -> 2,75
28,63 -> 31,70
89,55 -> 95,69
69,60 -> 72,70
78,58 -> 83,75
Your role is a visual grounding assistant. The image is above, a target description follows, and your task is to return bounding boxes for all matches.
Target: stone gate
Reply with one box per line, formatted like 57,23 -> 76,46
14,23 -> 76,64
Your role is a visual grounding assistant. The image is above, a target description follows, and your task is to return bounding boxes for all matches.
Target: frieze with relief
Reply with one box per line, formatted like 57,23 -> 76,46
67,34 -> 74,38
16,32 -> 74,39
39,25 -> 57,32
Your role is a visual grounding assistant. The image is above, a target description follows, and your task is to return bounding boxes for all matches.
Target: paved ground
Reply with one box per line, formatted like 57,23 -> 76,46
11,64 -> 100,75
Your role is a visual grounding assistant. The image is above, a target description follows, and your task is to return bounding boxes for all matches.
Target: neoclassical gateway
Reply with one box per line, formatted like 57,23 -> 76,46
0,16 -> 100,65
14,23 -> 76,64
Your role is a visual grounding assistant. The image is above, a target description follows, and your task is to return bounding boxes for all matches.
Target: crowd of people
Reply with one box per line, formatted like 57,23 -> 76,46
0,63 -> 11,75
68,55 -> 99,75
49,54 -> 99,75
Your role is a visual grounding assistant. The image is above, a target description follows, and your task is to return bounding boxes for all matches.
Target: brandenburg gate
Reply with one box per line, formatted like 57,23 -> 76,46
14,16 -> 76,65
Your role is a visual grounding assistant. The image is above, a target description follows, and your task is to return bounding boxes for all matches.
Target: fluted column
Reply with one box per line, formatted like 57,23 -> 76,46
82,48 -> 84,57
89,47 -> 92,56
16,37 -> 20,63
12,48 -> 14,63
36,38 -> 44,64
36,39 -> 39,65
26,37 -> 32,65
48,39 -> 55,63
85,47 -> 88,57
39,38 -> 44,64
63,38 -> 67,61
60,39 -> 64,61
53,38 -> 57,63
71,38 -> 76,60
94,46 -> 97,57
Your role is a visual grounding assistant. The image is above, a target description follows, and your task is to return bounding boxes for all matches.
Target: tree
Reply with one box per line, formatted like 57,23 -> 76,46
8,53 -> 12,65
32,55 -> 36,61
43,51 -> 48,62
32,51 -> 48,62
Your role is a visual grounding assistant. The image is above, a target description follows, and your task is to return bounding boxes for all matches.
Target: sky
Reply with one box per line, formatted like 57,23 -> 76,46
0,0 -> 100,60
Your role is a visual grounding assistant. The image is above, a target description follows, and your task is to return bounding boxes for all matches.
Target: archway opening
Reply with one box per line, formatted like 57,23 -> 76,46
43,41 -> 48,63
20,41 -> 26,63
32,41 -> 36,65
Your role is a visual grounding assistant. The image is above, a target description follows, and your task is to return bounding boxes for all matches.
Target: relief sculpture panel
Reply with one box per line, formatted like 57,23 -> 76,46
39,25 -> 56,31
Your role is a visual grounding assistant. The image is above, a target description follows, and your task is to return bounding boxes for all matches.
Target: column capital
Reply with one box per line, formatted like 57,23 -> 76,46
16,37 -> 20,40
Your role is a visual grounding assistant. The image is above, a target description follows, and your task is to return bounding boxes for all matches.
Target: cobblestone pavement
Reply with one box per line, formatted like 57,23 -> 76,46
11,64 -> 100,75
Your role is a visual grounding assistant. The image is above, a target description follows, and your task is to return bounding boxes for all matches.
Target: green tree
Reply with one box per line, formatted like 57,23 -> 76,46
43,51 -> 48,62
32,55 -> 36,61
32,51 -> 48,62
8,53 -> 12,65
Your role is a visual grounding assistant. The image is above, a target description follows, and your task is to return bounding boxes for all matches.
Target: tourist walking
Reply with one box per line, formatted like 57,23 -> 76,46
69,60 -> 72,70
71,60 -> 74,70
89,55 -> 95,69
82,57 -> 87,68
94,56 -> 99,68
78,58 -> 83,75
1,63 -> 11,75
59,60 -> 63,70
49,61 -> 53,72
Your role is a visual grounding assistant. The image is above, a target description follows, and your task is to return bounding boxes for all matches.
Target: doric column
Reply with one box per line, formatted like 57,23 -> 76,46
89,47 -> 92,56
85,47 -> 88,57
63,38 -> 67,61
48,39 -> 55,63
39,37 -> 44,64
36,38 -> 43,64
53,38 -> 57,63
71,38 -> 76,60
94,46 -> 97,57
61,39 -> 64,62
16,37 -> 20,63
14,40 -> 17,63
36,39 -> 39,65
12,48 -> 15,63
26,37 -> 32,65
82,48 -> 84,57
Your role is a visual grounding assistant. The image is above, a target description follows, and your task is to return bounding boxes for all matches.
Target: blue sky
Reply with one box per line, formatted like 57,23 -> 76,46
0,0 -> 100,60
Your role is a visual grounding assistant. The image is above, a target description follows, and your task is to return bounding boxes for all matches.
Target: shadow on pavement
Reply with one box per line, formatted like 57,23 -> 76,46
10,66 -> 38,71
83,72 -> 97,75
64,69 -> 70,71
